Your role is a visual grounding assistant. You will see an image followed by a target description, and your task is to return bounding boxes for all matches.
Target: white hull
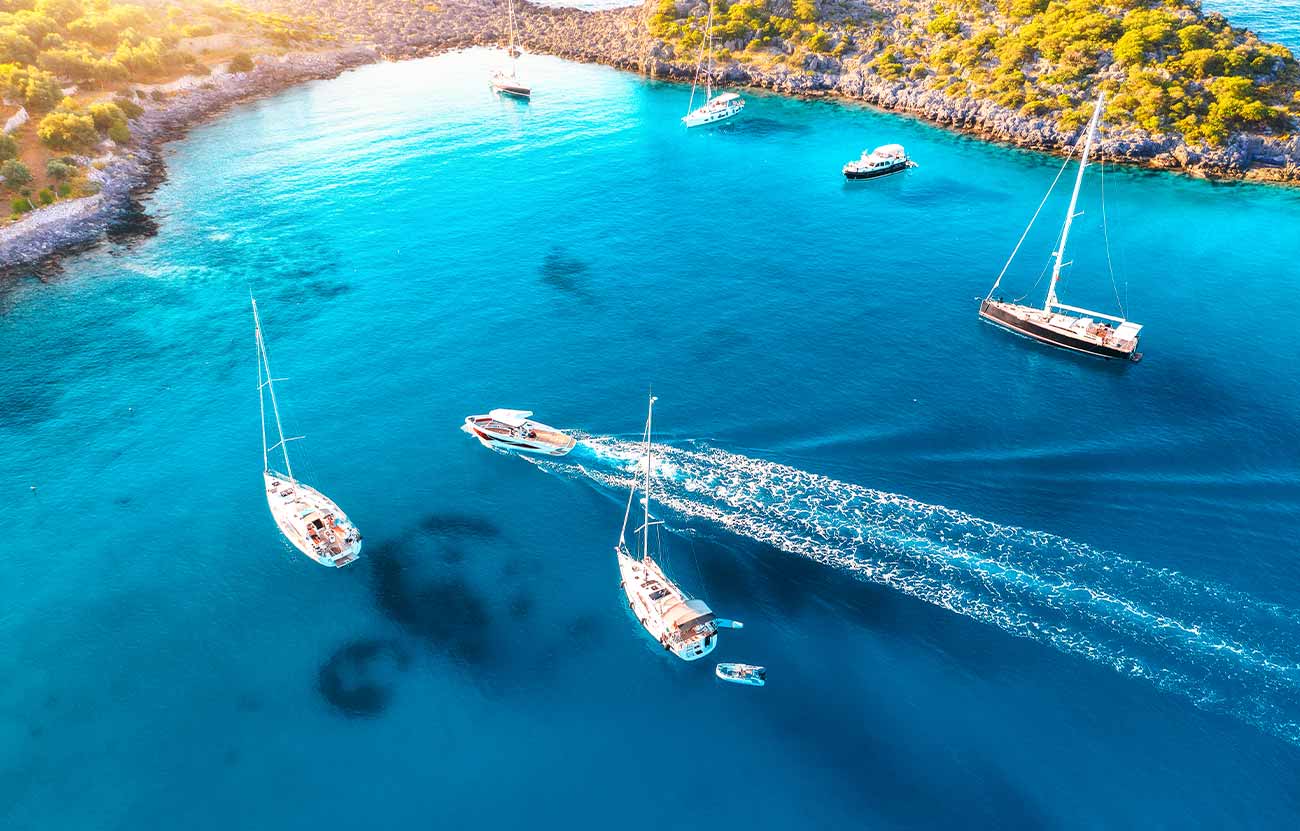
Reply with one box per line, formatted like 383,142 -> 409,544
463,413 -> 575,456
683,98 -> 744,127
618,548 -> 717,661
715,663 -> 766,686
265,470 -> 362,567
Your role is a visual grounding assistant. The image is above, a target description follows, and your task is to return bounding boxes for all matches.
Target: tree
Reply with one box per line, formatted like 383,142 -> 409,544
37,110 -> 98,150
2,158 -> 32,190
45,158 -> 75,179
107,120 -> 129,143
228,52 -> 254,73
0,133 -> 17,161
88,101 -> 125,130
34,0 -> 83,25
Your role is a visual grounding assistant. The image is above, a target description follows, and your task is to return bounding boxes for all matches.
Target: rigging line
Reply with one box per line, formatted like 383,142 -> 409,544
1012,227 -> 1066,303
1099,161 -> 1126,318
986,141 -> 1079,301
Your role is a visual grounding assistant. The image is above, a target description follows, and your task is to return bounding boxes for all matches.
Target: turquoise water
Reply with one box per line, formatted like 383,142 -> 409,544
1205,0 -> 1300,50
3,49 -> 1300,828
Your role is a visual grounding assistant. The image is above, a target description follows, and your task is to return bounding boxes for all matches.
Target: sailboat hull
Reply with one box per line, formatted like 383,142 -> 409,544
618,551 -> 718,661
979,300 -> 1141,362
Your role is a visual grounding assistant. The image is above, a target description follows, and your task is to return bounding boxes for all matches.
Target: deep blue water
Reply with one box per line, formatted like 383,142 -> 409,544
3,48 -> 1300,829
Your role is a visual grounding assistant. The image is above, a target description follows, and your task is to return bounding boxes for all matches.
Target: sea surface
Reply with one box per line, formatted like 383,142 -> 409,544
3,46 -> 1300,830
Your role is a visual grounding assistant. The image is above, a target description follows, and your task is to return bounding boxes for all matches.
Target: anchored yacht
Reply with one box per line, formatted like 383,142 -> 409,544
491,0 -> 530,99
464,409 -> 576,456
615,395 -> 724,661
682,0 -> 744,128
843,144 -> 915,180
980,92 -> 1143,361
253,298 -> 362,567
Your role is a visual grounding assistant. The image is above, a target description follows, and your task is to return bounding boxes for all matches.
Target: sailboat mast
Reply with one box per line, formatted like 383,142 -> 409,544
1046,92 -> 1105,312
251,298 -> 295,480
508,0 -> 517,70
704,0 -> 714,101
643,393 -> 655,561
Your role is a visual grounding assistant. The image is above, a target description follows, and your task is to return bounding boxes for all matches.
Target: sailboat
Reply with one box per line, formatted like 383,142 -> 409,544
616,395 -> 724,661
980,92 -> 1142,361
682,0 -> 744,127
490,0 -> 530,99
253,298 -> 362,567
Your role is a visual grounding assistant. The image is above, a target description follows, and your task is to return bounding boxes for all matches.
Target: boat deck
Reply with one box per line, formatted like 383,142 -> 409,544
981,300 -> 1138,359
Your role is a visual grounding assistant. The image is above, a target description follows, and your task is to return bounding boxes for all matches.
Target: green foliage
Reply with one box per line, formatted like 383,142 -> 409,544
1,157 -> 31,188
927,12 -> 960,38
0,133 -> 16,160
44,156 -> 73,178
37,185 -> 52,203
11,195 -> 31,213
792,0 -> 816,24
106,118 -> 127,142
55,180 -> 70,196
111,94 -> 141,117
36,108 -> 97,149
228,50 -> 252,72
87,99 -> 123,129
0,63 -> 62,109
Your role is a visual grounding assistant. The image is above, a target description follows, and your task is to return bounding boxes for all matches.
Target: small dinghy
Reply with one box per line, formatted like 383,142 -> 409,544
464,409 -> 576,456
715,663 -> 766,686
843,144 -> 915,180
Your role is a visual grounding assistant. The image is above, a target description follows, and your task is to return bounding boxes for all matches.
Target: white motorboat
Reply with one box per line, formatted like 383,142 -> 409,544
681,0 -> 744,128
715,663 -> 766,686
463,409 -> 576,456
842,144 -> 915,180
490,0 -> 530,99
980,92 -> 1143,362
615,395 -> 722,662
253,298 -> 362,568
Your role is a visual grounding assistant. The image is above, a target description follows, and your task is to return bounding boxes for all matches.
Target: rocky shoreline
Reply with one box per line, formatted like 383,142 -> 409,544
273,0 -> 1300,184
0,46 -> 379,274
4,1 -> 1296,272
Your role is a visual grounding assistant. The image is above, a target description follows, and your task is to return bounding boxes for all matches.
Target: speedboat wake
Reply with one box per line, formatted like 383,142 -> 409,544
526,436 -> 1300,747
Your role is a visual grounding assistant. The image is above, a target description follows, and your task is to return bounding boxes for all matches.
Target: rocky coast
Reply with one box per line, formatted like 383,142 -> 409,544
0,46 -> 378,273
273,0 -> 1300,183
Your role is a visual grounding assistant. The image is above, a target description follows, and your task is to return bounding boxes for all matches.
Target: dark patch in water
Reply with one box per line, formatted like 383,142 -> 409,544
565,613 -> 605,642
371,547 -> 494,666
440,545 -> 466,565
419,512 -> 500,540
691,325 -> 754,365
235,692 -> 262,713
500,556 -> 526,579
223,748 -> 240,767
276,278 -> 352,304
733,116 -> 810,137
508,593 -> 534,620
114,495 -> 133,508
317,638 -> 410,718
539,247 -> 593,298
29,724 -> 44,738
0,375 -> 63,429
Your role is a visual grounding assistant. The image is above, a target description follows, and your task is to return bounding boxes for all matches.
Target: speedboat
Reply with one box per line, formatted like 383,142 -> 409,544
715,663 -> 766,686
463,409 -> 576,456
490,70 -> 530,100
683,92 -> 745,127
843,144 -> 915,180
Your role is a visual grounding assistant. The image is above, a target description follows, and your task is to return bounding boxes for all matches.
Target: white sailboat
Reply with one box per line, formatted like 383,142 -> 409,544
980,92 -> 1143,361
253,298 -> 362,568
682,0 -> 744,127
491,0 -> 530,99
616,395 -> 721,661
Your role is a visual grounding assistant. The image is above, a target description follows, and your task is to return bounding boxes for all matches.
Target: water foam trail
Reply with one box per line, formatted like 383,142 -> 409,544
534,436 -> 1300,746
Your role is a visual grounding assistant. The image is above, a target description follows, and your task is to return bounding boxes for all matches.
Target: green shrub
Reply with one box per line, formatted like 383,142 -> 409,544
0,134 -> 17,162
11,195 -> 32,214
45,158 -> 75,179
88,101 -> 126,130
38,187 -> 54,204
37,111 -> 99,150
2,159 -> 33,190
107,120 -> 130,143
112,96 -> 144,118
